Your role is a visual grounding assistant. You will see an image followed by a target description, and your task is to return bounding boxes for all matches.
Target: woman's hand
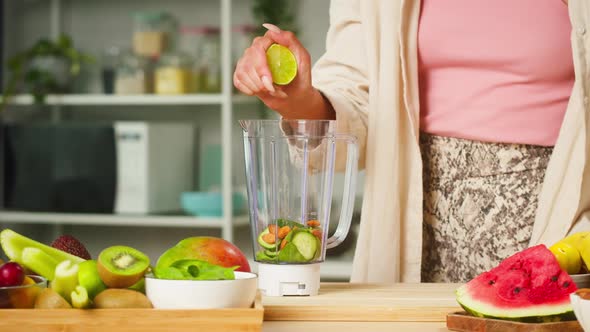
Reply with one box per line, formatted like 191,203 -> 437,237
233,24 -> 335,120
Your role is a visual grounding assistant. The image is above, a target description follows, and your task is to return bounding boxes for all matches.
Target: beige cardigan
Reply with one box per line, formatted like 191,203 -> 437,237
312,0 -> 590,283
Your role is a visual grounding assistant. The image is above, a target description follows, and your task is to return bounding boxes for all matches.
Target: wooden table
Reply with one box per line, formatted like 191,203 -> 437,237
261,283 -> 461,332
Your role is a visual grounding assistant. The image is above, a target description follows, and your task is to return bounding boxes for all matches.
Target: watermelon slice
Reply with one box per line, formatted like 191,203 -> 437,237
456,245 -> 577,323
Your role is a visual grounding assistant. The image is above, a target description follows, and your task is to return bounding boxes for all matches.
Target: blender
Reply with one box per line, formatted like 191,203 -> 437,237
240,119 -> 358,296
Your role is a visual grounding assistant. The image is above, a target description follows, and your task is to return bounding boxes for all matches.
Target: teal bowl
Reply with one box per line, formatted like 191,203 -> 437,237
181,192 -> 245,217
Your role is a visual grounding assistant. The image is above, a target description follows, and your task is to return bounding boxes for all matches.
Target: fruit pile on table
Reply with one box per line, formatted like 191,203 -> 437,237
549,231 -> 590,275
0,229 -> 250,309
456,231 -> 590,323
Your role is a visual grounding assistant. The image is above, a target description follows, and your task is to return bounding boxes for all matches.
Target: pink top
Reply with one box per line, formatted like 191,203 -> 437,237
418,0 -> 575,146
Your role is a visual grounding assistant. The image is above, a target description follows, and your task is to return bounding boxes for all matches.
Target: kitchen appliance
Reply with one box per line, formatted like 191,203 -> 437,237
113,122 -> 194,214
2,122 -> 194,214
240,119 -> 358,296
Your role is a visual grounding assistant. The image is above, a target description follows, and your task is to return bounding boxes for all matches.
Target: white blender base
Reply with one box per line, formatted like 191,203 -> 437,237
258,263 -> 320,296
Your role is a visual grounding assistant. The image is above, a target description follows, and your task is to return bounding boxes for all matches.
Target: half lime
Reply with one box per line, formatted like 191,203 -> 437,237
266,44 -> 298,85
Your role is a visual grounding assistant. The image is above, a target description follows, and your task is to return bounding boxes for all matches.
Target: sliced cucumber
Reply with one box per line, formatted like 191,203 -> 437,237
291,231 -> 318,261
256,250 -> 276,262
284,227 -> 311,243
264,249 -> 278,258
313,235 -> 322,260
257,228 -> 276,250
277,242 -> 307,263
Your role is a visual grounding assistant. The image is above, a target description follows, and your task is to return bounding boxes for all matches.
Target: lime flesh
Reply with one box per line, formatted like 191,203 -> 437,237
266,44 -> 297,85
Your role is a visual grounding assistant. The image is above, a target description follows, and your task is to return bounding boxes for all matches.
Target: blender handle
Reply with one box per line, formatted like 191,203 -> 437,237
326,134 -> 359,249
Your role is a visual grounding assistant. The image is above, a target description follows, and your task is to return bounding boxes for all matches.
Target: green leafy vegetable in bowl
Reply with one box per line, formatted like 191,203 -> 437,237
155,259 -> 238,281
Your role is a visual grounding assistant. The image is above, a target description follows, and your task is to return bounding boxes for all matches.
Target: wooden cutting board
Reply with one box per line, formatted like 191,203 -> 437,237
447,312 -> 583,332
262,282 -> 461,322
0,293 -> 264,332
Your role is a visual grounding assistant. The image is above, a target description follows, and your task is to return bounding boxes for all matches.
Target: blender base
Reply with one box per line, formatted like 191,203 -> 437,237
257,263 -> 320,296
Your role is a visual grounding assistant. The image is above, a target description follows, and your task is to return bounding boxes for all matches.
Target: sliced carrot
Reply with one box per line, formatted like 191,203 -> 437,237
278,226 -> 291,239
312,229 -> 322,240
268,224 -> 278,235
262,233 -> 276,244
307,220 -> 321,227
280,238 -> 288,250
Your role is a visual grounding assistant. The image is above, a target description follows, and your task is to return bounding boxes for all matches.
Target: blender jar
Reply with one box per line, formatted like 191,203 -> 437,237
241,119 -> 358,296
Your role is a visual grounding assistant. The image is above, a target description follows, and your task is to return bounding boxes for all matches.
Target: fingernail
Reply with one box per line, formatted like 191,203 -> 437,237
262,23 -> 281,33
261,76 -> 275,92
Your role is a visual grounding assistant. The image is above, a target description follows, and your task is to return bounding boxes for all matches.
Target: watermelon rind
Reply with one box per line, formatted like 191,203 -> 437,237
456,285 -> 576,323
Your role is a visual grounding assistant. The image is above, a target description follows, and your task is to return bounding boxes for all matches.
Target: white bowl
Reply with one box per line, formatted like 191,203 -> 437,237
571,292 -> 590,332
145,272 -> 258,309
573,274 -> 590,289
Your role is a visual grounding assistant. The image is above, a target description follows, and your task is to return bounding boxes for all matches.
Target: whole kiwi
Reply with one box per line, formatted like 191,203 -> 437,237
34,288 -> 72,309
93,289 -> 152,309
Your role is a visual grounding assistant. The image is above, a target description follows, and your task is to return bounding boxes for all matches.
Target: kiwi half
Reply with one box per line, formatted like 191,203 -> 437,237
97,245 -> 150,288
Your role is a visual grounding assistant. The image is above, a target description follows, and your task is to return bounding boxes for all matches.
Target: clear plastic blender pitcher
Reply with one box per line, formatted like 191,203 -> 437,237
240,119 -> 358,296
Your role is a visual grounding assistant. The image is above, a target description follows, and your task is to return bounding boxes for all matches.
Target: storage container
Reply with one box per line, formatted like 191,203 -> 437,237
132,11 -> 176,58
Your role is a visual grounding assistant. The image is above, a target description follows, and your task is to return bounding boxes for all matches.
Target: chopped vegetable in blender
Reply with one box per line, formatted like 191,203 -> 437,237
255,219 -> 322,263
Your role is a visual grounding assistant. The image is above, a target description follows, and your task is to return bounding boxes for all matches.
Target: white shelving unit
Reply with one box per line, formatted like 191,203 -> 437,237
0,212 -> 249,228
4,94 -> 257,106
0,0 -> 243,242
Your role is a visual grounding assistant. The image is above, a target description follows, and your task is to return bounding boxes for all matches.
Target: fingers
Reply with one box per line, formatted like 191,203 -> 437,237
250,36 -> 275,92
234,63 -> 288,98
233,67 -> 255,95
234,78 -> 253,95
233,34 -> 276,95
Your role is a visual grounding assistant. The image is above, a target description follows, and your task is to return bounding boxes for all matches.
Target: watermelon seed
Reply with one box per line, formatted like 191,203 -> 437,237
551,276 -> 558,282
514,287 -> 521,294
563,282 -> 570,288
488,280 -> 495,285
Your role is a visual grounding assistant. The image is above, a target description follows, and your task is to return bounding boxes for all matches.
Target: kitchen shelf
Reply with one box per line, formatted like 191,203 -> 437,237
0,211 -> 250,228
2,94 -> 258,106
0,0 -> 258,243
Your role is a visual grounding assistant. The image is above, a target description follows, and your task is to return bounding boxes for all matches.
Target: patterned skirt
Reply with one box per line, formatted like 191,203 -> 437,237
420,133 -> 554,283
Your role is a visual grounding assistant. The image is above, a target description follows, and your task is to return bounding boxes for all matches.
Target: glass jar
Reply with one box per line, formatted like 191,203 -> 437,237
181,26 -> 221,93
101,46 -> 121,94
114,52 -> 151,94
133,11 -> 177,58
179,26 -> 201,93
154,53 -> 192,95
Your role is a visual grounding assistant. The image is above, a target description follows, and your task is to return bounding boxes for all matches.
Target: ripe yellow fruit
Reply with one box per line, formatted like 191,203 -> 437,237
561,231 -> 590,251
10,276 -> 41,308
549,242 -> 582,274
579,235 -> 590,273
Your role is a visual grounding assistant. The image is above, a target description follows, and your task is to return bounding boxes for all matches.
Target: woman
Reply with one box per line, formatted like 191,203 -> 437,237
233,0 -> 590,283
